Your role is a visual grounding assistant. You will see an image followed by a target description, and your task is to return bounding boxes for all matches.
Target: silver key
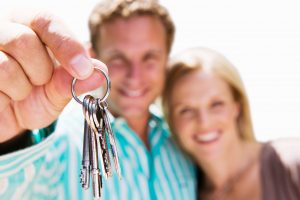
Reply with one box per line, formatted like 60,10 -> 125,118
91,103 -> 112,179
99,101 -> 122,179
79,95 -> 92,189
87,97 -> 102,199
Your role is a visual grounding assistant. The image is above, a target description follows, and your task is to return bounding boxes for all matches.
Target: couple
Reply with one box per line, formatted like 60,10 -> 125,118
0,0 -> 299,199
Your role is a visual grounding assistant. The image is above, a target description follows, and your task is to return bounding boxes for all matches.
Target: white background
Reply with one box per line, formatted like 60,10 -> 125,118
1,0 -> 299,141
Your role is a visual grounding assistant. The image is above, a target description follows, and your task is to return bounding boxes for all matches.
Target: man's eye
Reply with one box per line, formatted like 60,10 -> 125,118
211,101 -> 224,109
144,53 -> 159,62
145,58 -> 159,69
110,58 -> 122,64
109,59 -> 127,68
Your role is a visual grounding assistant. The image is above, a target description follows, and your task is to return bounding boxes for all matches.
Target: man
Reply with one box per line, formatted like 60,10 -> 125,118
0,0 -> 196,199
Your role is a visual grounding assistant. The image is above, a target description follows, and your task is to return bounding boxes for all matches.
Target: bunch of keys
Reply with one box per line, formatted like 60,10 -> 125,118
71,66 -> 121,199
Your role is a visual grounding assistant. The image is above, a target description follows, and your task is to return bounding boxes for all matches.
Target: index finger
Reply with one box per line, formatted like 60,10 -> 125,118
11,10 -> 94,79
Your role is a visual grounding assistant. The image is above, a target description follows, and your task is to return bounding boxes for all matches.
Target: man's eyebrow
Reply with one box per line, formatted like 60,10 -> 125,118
104,52 -> 132,67
143,50 -> 163,60
147,49 -> 163,55
102,50 -> 125,59
101,49 -> 120,56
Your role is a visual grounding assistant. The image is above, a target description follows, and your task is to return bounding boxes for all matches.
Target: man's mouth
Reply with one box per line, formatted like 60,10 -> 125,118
119,88 -> 146,98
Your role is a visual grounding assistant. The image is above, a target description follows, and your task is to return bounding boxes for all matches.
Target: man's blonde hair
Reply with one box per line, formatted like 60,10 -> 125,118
88,0 -> 175,55
162,47 -> 256,142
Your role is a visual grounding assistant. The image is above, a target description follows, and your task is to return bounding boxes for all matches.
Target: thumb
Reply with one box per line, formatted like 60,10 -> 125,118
46,59 -> 108,110
12,11 -> 94,80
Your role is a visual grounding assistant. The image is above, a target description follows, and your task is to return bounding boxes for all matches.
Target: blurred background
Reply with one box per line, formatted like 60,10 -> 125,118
1,0 -> 299,141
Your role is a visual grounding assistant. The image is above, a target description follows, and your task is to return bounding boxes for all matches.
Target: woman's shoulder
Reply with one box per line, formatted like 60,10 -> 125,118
260,138 -> 300,199
263,138 -> 300,165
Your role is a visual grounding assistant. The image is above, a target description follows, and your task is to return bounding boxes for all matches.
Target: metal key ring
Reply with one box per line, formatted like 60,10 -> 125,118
71,66 -> 111,105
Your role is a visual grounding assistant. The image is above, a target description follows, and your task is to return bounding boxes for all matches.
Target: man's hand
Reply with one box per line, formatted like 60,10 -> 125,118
0,12 -> 107,142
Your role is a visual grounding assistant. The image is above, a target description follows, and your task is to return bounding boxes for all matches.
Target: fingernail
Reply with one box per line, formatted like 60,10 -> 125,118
70,54 -> 93,78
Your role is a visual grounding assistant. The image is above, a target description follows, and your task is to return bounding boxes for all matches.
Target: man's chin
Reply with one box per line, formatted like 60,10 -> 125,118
121,107 -> 149,119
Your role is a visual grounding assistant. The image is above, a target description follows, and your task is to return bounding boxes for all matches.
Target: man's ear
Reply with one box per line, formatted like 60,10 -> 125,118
85,42 -> 97,58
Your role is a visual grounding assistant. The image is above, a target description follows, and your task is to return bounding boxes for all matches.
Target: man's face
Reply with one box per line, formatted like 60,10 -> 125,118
97,15 -> 168,120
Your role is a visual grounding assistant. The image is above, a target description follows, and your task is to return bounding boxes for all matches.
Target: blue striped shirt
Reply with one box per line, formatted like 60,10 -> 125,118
0,100 -> 196,200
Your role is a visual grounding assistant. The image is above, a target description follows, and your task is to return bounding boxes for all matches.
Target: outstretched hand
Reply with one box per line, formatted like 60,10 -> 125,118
0,11 -> 107,142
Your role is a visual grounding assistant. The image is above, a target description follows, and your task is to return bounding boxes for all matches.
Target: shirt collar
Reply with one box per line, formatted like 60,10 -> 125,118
109,104 -> 170,138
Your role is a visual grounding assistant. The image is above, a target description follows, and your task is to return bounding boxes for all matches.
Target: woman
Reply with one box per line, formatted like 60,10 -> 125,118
162,47 -> 300,200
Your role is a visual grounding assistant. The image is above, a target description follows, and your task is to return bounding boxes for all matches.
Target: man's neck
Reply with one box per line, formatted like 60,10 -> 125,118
109,108 -> 152,148
126,114 -> 151,148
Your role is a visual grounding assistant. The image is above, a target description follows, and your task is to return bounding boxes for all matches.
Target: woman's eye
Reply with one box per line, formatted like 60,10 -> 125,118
179,108 -> 195,116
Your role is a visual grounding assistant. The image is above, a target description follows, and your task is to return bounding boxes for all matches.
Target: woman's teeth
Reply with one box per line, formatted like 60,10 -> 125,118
196,131 -> 219,142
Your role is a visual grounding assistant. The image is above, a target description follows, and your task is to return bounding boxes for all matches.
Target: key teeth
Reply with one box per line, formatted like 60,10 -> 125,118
107,171 -> 112,178
79,171 -> 85,186
80,168 -> 90,189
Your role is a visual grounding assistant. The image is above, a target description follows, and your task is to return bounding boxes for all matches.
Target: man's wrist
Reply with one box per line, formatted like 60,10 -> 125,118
0,130 -> 34,155
0,121 -> 57,156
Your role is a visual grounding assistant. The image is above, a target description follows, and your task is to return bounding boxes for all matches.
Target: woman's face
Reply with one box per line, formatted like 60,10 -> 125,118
170,70 -> 241,160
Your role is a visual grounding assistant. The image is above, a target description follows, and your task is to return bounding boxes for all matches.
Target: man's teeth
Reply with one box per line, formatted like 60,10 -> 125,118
126,90 -> 143,97
196,132 -> 219,142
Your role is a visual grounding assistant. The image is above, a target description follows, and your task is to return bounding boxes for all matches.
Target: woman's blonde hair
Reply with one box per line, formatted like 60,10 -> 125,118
162,47 -> 256,141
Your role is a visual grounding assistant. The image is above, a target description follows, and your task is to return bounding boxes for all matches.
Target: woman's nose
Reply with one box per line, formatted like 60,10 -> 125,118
196,110 -> 211,128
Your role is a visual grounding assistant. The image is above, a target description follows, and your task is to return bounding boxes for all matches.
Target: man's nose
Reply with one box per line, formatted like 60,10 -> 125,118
127,64 -> 143,85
